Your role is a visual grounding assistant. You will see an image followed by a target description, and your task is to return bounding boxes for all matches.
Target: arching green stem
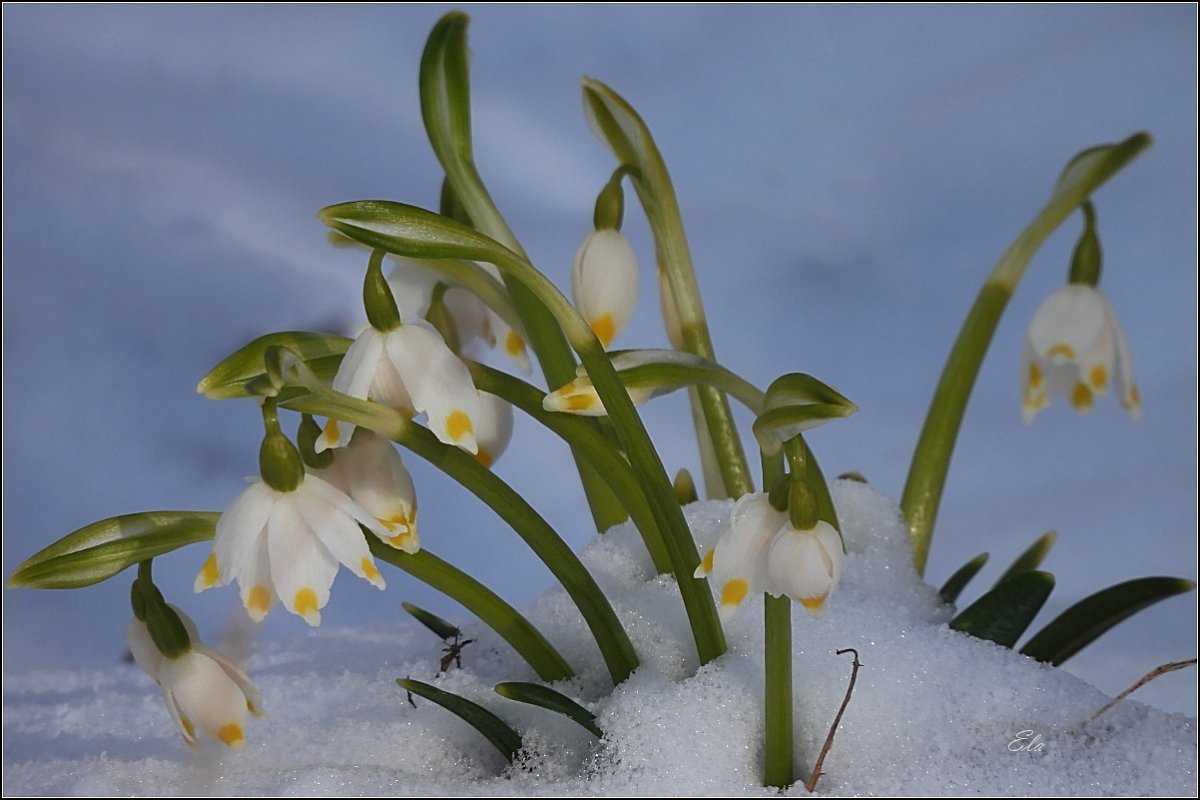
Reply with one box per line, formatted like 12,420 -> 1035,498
901,132 -> 1151,575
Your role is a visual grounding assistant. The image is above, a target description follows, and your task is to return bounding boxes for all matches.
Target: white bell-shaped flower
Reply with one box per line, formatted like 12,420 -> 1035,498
195,473 -> 390,626
318,320 -> 482,455
766,521 -> 844,617
129,610 -> 262,749
315,429 -> 420,553
1021,283 -> 1140,423
571,228 -> 639,349
474,390 -> 514,469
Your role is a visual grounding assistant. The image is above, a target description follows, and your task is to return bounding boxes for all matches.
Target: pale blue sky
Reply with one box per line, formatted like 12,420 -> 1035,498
4,5 -> 1195,713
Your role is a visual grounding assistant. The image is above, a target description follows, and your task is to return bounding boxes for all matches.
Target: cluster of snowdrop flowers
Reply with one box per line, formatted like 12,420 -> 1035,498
696,492 -> 844,620
1021,283 -> 1140,423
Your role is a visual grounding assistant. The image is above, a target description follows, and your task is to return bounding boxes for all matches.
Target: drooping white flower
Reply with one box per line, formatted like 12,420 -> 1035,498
571,228 -> 639,349
1021,283 -> 1140,423
767,521 -> 843,617
695,493 -> 845,620
195,473 -> 390,626
314,429 -> 420,553
542,375 -> 659,417
318,320 -> 482,455
129,610 -> 262,749
388,258 -> 531,373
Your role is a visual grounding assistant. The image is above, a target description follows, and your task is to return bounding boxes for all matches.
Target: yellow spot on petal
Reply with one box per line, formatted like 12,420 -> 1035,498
699,549 -> 715,576
293,587 -> 320,624
386,530 -> 416,550
322,418 -> 340,445
505,331 -> 526,357
800,592 -> 829,614
720,578 -> 749,607
1089,364 -> 1108,391
361,557 -> 381,583
218,723 -> 245,749
566,393 -> 596,411
247,585 -> 271,617
180,716 -> 196,741
1028,362 -> 1043,390
1047,343 -> 1076,361
474,448 -> 494,469
198,553 -> 220,588
446,410 -> 473,443
590,314 -> 616,348
1071,382 -> 1093,411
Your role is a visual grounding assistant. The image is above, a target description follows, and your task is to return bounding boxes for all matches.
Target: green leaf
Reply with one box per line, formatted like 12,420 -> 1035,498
494,682 -> 602,738
397,678 -> 522,761
402,601 -> 462,641
197,332 -> 352,399
949,570 -> 1055,648
939,552 -> 990,604
320,201 -> 517,266
8,511 -> 218,589
762,373 -> 857,414
753,403 -> 856,456
1020,577 -> 1196,666
994,531 -> 1056,586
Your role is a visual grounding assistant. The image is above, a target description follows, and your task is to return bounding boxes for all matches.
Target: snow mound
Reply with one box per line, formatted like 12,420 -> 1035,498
4,481 -> 1196,795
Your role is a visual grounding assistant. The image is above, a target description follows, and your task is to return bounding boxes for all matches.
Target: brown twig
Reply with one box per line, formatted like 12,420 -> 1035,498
806,648 -> 862,793
1084,658 -> 1197,726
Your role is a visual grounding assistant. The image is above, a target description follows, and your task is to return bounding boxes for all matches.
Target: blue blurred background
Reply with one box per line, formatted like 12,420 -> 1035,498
4,5 -> 1195,714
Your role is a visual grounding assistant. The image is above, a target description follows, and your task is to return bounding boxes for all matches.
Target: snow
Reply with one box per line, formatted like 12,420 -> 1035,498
4,482 -> 1195,796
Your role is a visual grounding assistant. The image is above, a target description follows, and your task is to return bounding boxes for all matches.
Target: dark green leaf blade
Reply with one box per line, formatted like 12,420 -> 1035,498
402,601 -> 461,641
939,552 -> 990,604
494,681 -> 602,738
949,570 -> 1055,648
319,201 -> 516,266
197,332 -> 352,399
397,678 -> 522,761
1020,577 -> 1196,666
994,531 -> 1056,586
9,512 -> 218,589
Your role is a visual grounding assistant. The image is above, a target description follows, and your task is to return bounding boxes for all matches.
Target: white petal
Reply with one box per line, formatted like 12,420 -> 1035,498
266,495 -> 339,626
707,494 -> 784,618
385,324 -> 481,454
571,229 -> 639,349
128,619 -> 164,683
386,257 -> 439,322
193,644 -> 264,717
337,433 -> 419,546
1028,284 -> 1106,363
1106,300 -> 1141,419
293,483 -> 386,590
202,482 -> 275,592
331,328 -> 386,400
161,650 -> 250,749
474,391 -> 514,469
232,529 -> 275,622
767,522 -> 843,616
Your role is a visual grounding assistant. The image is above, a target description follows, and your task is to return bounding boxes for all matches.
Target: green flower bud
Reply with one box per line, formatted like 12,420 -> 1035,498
673,468 -> 698,505
297,414 -> 334,470
130,577 -> 148,622
1068,201 -> 1102,287
259,402 -> 304,492
767,474 -> 790,512
593,170 -> 626,231
364,249 -> 402,332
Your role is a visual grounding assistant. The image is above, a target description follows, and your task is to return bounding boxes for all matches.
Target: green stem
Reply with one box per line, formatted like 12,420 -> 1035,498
901,132 -> 1151,576
370,541 -> 573,681
420,13 -> 628,534
280,389 -> 639,684
469,362 -> 672,574
582,78 -> 754,500
763,594 -> 793,788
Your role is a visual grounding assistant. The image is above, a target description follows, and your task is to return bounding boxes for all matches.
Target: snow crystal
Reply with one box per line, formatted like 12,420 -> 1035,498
4,482 -> 1196,795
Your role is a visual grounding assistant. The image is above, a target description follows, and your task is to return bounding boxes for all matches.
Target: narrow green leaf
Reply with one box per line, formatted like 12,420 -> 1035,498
753,403 -> 856,456
397,678 -> 522,761
994,531 -> 1056,587
402,601 -> 461,641
1020,577 -> 1196,666
763,373 -> 857,413
949,570 -> 1055,648
939,552 -> 990,604
9,512 -> 218,589
197,332 -> 351,400
320,201 -> 517,267
494,682 -> 602,738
